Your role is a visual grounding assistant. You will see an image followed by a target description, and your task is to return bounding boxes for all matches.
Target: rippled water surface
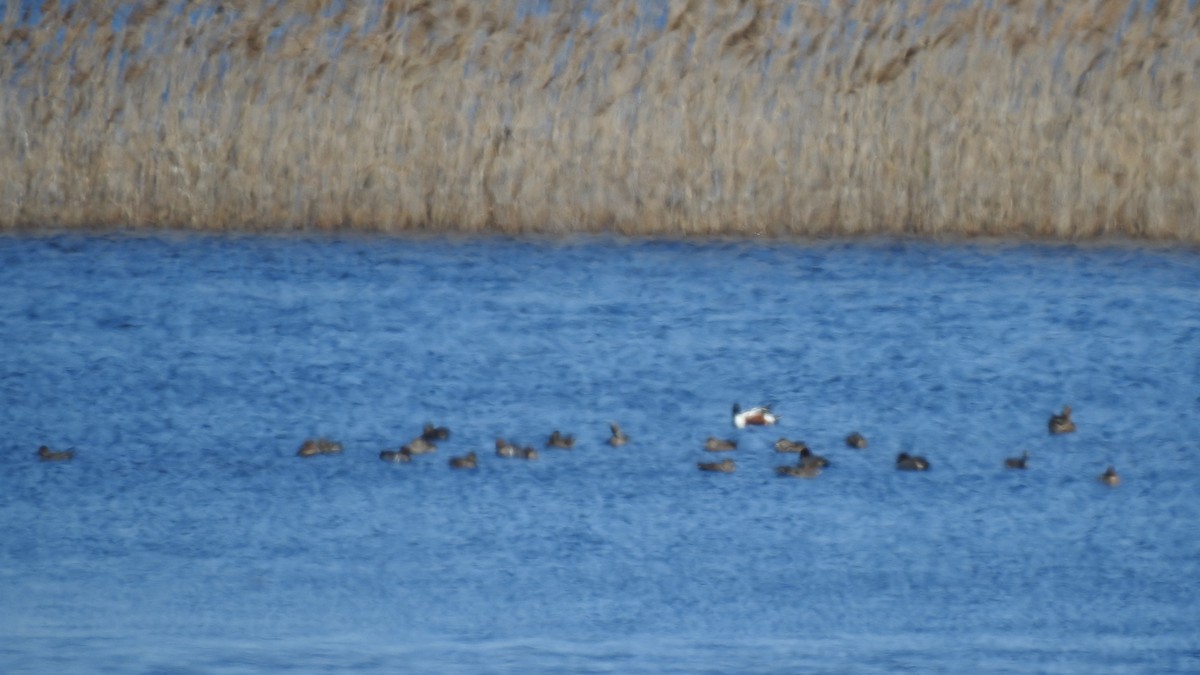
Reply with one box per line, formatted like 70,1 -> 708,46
2,233 -> 1199,673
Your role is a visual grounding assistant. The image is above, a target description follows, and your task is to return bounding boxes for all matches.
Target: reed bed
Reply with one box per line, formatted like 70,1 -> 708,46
1,0 -> 1198,240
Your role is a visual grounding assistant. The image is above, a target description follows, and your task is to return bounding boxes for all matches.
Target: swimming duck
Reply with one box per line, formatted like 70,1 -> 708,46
379,447 -> 413,463
704,437 -> 737,452
495,438 -> 518,458
404,437 -> 437,455
845,432 -> 868,449
1048,405 -> 1076,434
774,438 -> 808,453
1099,465 -> 1120,487
798,447 -> 830,469
546,430 -> 575,449
297,438 -> 343,457
521,446 -> 539,460
421,423 -> 451,442
896,452 -> 930,471
37,445 -> 74,462
698,458 -> 736,473
1004,451 -> 1029,469
607,422 -> 629,447
732,403 -> 778,428
449,451 -> 478,469
776,464 -> 821,478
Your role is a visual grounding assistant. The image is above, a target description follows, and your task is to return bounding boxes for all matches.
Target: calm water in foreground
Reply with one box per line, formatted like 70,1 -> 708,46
2,233 -> 1198,673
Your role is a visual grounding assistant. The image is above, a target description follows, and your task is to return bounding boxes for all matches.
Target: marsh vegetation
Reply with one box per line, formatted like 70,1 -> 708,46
1,1 -> 1197,239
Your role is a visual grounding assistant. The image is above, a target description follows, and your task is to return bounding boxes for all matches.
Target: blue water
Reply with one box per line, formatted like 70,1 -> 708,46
2,233 -> 1199,673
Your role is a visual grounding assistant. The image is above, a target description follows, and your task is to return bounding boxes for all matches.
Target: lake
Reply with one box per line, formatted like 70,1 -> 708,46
2,232 -> 1198,673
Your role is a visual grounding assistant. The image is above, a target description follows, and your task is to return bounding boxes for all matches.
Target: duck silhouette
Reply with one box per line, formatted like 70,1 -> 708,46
380,447 -> 413,463
449,451 -> 478,469
607,422 -> 629,447
403,437 -> 437,455
798,447 -> 830,469
1004,451 -> 1029,469
1048,406 -> 1076,434
297,438 -> 343,457
774,438 -> 808,453
495,438 -> 518,458
776,464 -> 821,478
37,445 -> 74,462
704,437 -> 737,452
1099,465 -> 1120,487
896,452 -> 930,471
421,423 -> 451,441
546,430 -> 575,449
698,458 -> 736,473
732,403 -> 778,428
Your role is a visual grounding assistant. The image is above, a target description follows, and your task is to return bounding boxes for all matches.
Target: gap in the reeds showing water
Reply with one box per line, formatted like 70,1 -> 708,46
1,1 -> 1198,240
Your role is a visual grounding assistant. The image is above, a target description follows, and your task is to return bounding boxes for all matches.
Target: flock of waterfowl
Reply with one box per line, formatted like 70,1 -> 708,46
34,403 -> 1118,486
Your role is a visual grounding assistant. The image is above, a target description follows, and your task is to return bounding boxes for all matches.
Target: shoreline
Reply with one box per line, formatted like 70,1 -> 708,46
2,224 -> 1198,252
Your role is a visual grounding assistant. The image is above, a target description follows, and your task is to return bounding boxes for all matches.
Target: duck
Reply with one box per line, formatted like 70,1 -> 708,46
845,432 -> 868,449
1048,405 -> 1076,434
449,451 -> 478,469
698,458 -> 736,473
896,452 -> 930,471
297,438 -> 343,457
798,447 -> 830,469
774,438 -> 808,453
521,446 -> 539,460
379,447 -> 413,463
1099,465 -> 1120,487
607,422 -> 629,447
37,445 -> 74,462
704,437 -> 737,452
421,423 -> 451,442
546,430 -> 575,449
732,403 -> 778,428
403,437 -> 437,455
1004,451 -> 1029,469
495,438 -> 518,458
776,464 -> 821,478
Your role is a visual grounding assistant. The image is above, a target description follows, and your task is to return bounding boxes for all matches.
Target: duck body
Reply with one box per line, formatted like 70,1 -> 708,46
698,458 -> 736,473
546,430 -> 575,449
297,438 -> 343,457
798,447 -> 830,469
607,422 -> 629,447
774,438 -> 808,453
776,464 -> 821,478
1004,451 -> 1029,469
404,437 -> 437,455
896,452 -> 930,471
37,445 -> 74,462
449,451 -> 478,469
421,423 -> 451,442
380,448 -> 413,463
495,438 -> 518,458
1048,406 -> 1076,434
495,439 -> 538,460
1099,466 -> 1120,486
704,437 -> 737,452
845,432 -> 868,449
732,403 -> 778,428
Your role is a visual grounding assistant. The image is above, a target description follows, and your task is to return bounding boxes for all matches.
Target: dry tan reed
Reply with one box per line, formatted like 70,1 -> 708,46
1,0 -> 1198,240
